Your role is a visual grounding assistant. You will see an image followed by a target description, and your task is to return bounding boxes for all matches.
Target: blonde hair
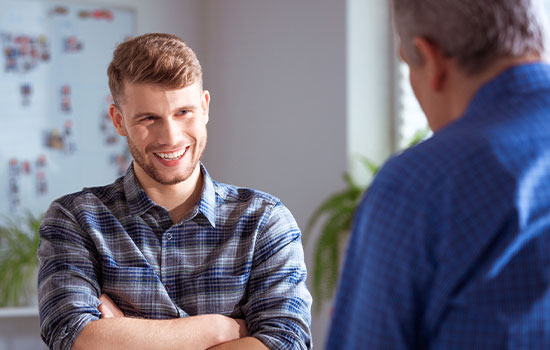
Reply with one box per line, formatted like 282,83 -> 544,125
107,33 -> 202,106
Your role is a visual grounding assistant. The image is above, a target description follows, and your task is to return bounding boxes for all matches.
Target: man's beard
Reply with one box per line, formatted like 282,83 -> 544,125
126,134 -> 205,185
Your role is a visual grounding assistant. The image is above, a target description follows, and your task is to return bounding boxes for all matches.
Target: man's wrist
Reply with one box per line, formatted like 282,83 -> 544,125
206,314 -> 248,344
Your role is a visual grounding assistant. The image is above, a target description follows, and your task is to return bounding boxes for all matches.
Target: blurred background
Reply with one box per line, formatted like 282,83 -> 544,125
0,0 -> 428,349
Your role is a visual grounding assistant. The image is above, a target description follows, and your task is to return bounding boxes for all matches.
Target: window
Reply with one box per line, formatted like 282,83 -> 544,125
395,63 -> 427,149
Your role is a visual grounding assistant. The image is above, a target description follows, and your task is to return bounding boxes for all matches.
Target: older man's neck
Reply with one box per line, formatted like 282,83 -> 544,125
438,54 -> 543,131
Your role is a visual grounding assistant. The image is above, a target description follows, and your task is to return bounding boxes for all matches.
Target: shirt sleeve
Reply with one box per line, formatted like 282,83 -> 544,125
326,166 -> 434,349
242,202 -> 313,350
37,200 -> 102,350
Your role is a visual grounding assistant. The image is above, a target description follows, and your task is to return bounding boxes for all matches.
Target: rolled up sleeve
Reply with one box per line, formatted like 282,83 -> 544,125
38,201 -> 102,350
243,203 -> 312,350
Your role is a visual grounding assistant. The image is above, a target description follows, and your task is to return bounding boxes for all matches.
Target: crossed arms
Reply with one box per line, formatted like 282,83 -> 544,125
37,198 -> 312,350
72,294 -> 263,350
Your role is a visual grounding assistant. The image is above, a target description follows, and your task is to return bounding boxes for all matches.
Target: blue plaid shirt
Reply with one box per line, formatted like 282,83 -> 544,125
38,164 -> 312,350
327,63 -> 550,349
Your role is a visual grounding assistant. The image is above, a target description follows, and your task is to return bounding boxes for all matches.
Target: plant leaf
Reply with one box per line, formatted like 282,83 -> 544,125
305,186 -> 363,243
0,211 -> 42,306
309,128 -> 430,311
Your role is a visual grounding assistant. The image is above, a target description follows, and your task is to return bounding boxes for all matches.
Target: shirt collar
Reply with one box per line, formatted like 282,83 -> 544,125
123,161 -> 217,227
195,163 -> 217,228
465,62 -> 550,118
124,162 -> 156,217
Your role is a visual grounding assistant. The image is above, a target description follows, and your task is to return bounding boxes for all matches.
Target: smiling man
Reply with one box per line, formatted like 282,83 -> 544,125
37,33 -> 312,350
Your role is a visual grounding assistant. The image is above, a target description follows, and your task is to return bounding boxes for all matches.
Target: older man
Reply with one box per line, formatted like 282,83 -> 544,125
328,1 -> 550,349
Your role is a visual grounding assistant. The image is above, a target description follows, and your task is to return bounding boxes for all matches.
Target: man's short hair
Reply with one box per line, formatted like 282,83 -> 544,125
107,33 -> 202,106
392,0 -> 547,74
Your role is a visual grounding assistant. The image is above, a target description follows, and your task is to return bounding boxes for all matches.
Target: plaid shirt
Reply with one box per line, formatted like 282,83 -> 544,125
328,63 -> 550,349
38,164 -> 312,350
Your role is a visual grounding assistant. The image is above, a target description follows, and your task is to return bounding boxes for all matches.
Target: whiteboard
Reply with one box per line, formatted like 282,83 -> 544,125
0,0 -> 135,219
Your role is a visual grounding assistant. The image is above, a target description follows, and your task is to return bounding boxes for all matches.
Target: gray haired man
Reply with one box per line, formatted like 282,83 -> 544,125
328,1 -> 550,349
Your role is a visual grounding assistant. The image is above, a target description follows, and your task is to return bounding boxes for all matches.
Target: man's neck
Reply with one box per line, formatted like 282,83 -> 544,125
444,55 -> 543,128
135,164 -> 204,224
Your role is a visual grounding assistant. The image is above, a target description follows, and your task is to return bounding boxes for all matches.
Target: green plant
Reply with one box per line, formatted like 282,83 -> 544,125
0,211 -> 42,307
306,129 -> 430,310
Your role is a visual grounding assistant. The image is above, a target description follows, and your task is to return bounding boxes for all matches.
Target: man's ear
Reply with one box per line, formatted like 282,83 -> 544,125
109,104 -> 127,137
201,90 -> 210,125
413,37 -> 448,91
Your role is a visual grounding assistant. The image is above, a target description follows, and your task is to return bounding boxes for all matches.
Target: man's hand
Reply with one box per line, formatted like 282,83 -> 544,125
99,293 -> 124,318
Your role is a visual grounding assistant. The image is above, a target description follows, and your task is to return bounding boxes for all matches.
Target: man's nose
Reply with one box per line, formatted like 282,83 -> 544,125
157,118 -> 181,146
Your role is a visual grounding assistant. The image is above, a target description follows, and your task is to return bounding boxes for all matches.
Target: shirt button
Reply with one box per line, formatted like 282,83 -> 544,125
166,232 -> 173,240
165,283 -> 172,291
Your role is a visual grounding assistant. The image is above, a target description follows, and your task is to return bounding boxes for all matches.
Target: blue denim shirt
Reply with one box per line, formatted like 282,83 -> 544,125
328,63 -> 550,349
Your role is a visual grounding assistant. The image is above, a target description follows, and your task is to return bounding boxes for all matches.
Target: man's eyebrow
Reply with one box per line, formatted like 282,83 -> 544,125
175,104 -> 200,111
131,105 -> 200,119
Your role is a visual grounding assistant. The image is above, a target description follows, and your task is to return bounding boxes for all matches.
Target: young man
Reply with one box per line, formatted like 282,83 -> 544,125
328,0 -> 550,349
38,33 -> 312,350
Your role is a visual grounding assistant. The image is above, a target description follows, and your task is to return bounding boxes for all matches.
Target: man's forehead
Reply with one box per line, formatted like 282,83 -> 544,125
122,79 -> 202,93
118,80 -> 202,104
116,81 -> 203,114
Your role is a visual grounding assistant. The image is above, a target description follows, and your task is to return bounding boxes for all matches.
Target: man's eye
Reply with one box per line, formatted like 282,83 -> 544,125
177,110 -> 191,116
142,116 -> 155,121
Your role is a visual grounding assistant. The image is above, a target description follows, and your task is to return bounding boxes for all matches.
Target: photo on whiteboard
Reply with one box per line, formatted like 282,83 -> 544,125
60,84 -> 71,113
43,120 -> 76,155
20,83 -> 32,106
49,6 -> 69,17
78,9 -> 114,21
1,32 -> 50,73
63,36 -> 83,53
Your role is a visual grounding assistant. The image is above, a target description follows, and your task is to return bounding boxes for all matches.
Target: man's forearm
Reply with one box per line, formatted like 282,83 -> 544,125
208,336 -> 268,350
73,314 -> 246,350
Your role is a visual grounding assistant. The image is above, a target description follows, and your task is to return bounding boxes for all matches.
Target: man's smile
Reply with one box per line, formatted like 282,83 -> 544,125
153,146 -> 190,167
154,148 -> 187,160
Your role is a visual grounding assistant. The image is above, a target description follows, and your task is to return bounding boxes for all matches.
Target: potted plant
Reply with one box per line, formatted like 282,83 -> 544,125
306,129 -> 429,310
0,211 -> 42,307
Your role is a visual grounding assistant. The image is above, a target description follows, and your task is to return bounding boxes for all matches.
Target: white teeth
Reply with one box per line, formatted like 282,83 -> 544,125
155,149 -> 185,160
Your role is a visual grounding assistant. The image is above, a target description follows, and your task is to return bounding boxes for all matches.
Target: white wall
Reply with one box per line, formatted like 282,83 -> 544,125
200,0 -> 347,232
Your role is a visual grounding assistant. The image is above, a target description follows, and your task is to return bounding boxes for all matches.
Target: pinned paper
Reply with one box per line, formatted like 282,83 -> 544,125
60,84 -> 71,113
44,120 -> 76,154
7,159 -> 20,212
63,36 -> 83,53
20,83 -> 32,106
36,155 -> 47,195
79,9 -> 114,21
49,6 -> 69,16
